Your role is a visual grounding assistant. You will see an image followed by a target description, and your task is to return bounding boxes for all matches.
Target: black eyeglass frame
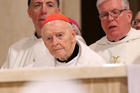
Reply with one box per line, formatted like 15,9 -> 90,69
99,9 -> 128,20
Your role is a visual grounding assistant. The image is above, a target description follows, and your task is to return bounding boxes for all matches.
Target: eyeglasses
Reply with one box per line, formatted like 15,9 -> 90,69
99,9 -> 127,20
132,19 -> 140,26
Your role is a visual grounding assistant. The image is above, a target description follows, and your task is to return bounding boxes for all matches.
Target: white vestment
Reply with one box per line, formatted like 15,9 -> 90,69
2,35 -> 105,69
55,39 -> 106,67
90,28 -> 140,64
2,35 -> 55,69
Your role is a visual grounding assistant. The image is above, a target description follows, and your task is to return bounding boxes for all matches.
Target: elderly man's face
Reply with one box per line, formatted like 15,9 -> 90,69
98,0 -> 132,41
42,21 -> 76,61
28,0 -> 60,37
133,12 -> 140,30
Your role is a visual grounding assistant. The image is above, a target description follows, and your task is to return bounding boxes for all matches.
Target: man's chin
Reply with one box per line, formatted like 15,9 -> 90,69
54,53 -> 65,59
55,56 -> 66,61
108,29 -> 120,35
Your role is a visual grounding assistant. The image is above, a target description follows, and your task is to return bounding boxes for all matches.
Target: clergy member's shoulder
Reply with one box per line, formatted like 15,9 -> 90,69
131,28 -> 140,37
89,28 -> 140,49
10,35 -> 36,51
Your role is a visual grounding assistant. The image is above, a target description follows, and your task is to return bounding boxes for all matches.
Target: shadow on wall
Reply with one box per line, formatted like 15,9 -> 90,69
81,0 -> 105,45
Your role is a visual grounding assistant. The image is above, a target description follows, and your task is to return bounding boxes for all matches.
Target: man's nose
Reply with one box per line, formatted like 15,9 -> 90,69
107,14 -> 114,21
41,4 -> 47,14
52,37 -> 59,46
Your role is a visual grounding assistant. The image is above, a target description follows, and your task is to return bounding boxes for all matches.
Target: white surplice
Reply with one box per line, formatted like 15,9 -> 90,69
90,28 -> 140,64
2,35 -> 105,69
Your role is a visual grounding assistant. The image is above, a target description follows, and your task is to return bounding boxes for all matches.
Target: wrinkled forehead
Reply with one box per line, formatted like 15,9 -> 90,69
42,20 -> 73,33
31,0 -> 57,4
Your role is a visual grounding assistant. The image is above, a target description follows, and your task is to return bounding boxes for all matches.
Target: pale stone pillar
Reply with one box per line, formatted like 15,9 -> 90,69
0,0 -> 33,66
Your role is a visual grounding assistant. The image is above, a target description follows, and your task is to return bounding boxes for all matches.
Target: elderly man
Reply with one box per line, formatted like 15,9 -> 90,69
132,11 -> 140,30
90,0 -> 140,64
41,13 -> 105,66
2,0 -> 60,69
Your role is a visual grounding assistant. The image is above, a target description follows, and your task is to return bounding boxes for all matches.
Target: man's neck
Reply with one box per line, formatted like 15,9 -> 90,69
34,32 -> 41,39
57,43 -> 79,63
107,27 -> 131,42
108,35 -> 127,42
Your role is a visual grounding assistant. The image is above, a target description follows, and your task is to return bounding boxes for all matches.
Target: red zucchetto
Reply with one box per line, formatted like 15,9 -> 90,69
42,13 -> 71,27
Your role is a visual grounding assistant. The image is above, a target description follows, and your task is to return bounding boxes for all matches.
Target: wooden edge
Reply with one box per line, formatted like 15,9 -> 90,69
0,64 -> 127,82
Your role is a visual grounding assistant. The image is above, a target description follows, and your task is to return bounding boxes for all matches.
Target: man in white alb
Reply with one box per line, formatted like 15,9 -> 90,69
90,0 -> 140,64
41,13 -> 105,66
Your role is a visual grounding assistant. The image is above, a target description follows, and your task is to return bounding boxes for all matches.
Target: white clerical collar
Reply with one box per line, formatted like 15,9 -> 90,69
55,53 -> 79,67
105,28 -> 137,45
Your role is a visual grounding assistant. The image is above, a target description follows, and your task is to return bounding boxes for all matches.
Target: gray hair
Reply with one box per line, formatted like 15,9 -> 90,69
71,24 -> 81,36
96,0 -> 130,11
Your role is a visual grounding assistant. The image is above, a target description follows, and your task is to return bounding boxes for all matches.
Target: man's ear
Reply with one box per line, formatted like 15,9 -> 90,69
28,8 -> 32,18
57,8 -> 61,13
72,28 -> 76,38
127,10 -> 133,23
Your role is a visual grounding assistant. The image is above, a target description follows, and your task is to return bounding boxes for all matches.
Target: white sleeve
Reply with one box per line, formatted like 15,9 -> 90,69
1,47 -> 17,69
